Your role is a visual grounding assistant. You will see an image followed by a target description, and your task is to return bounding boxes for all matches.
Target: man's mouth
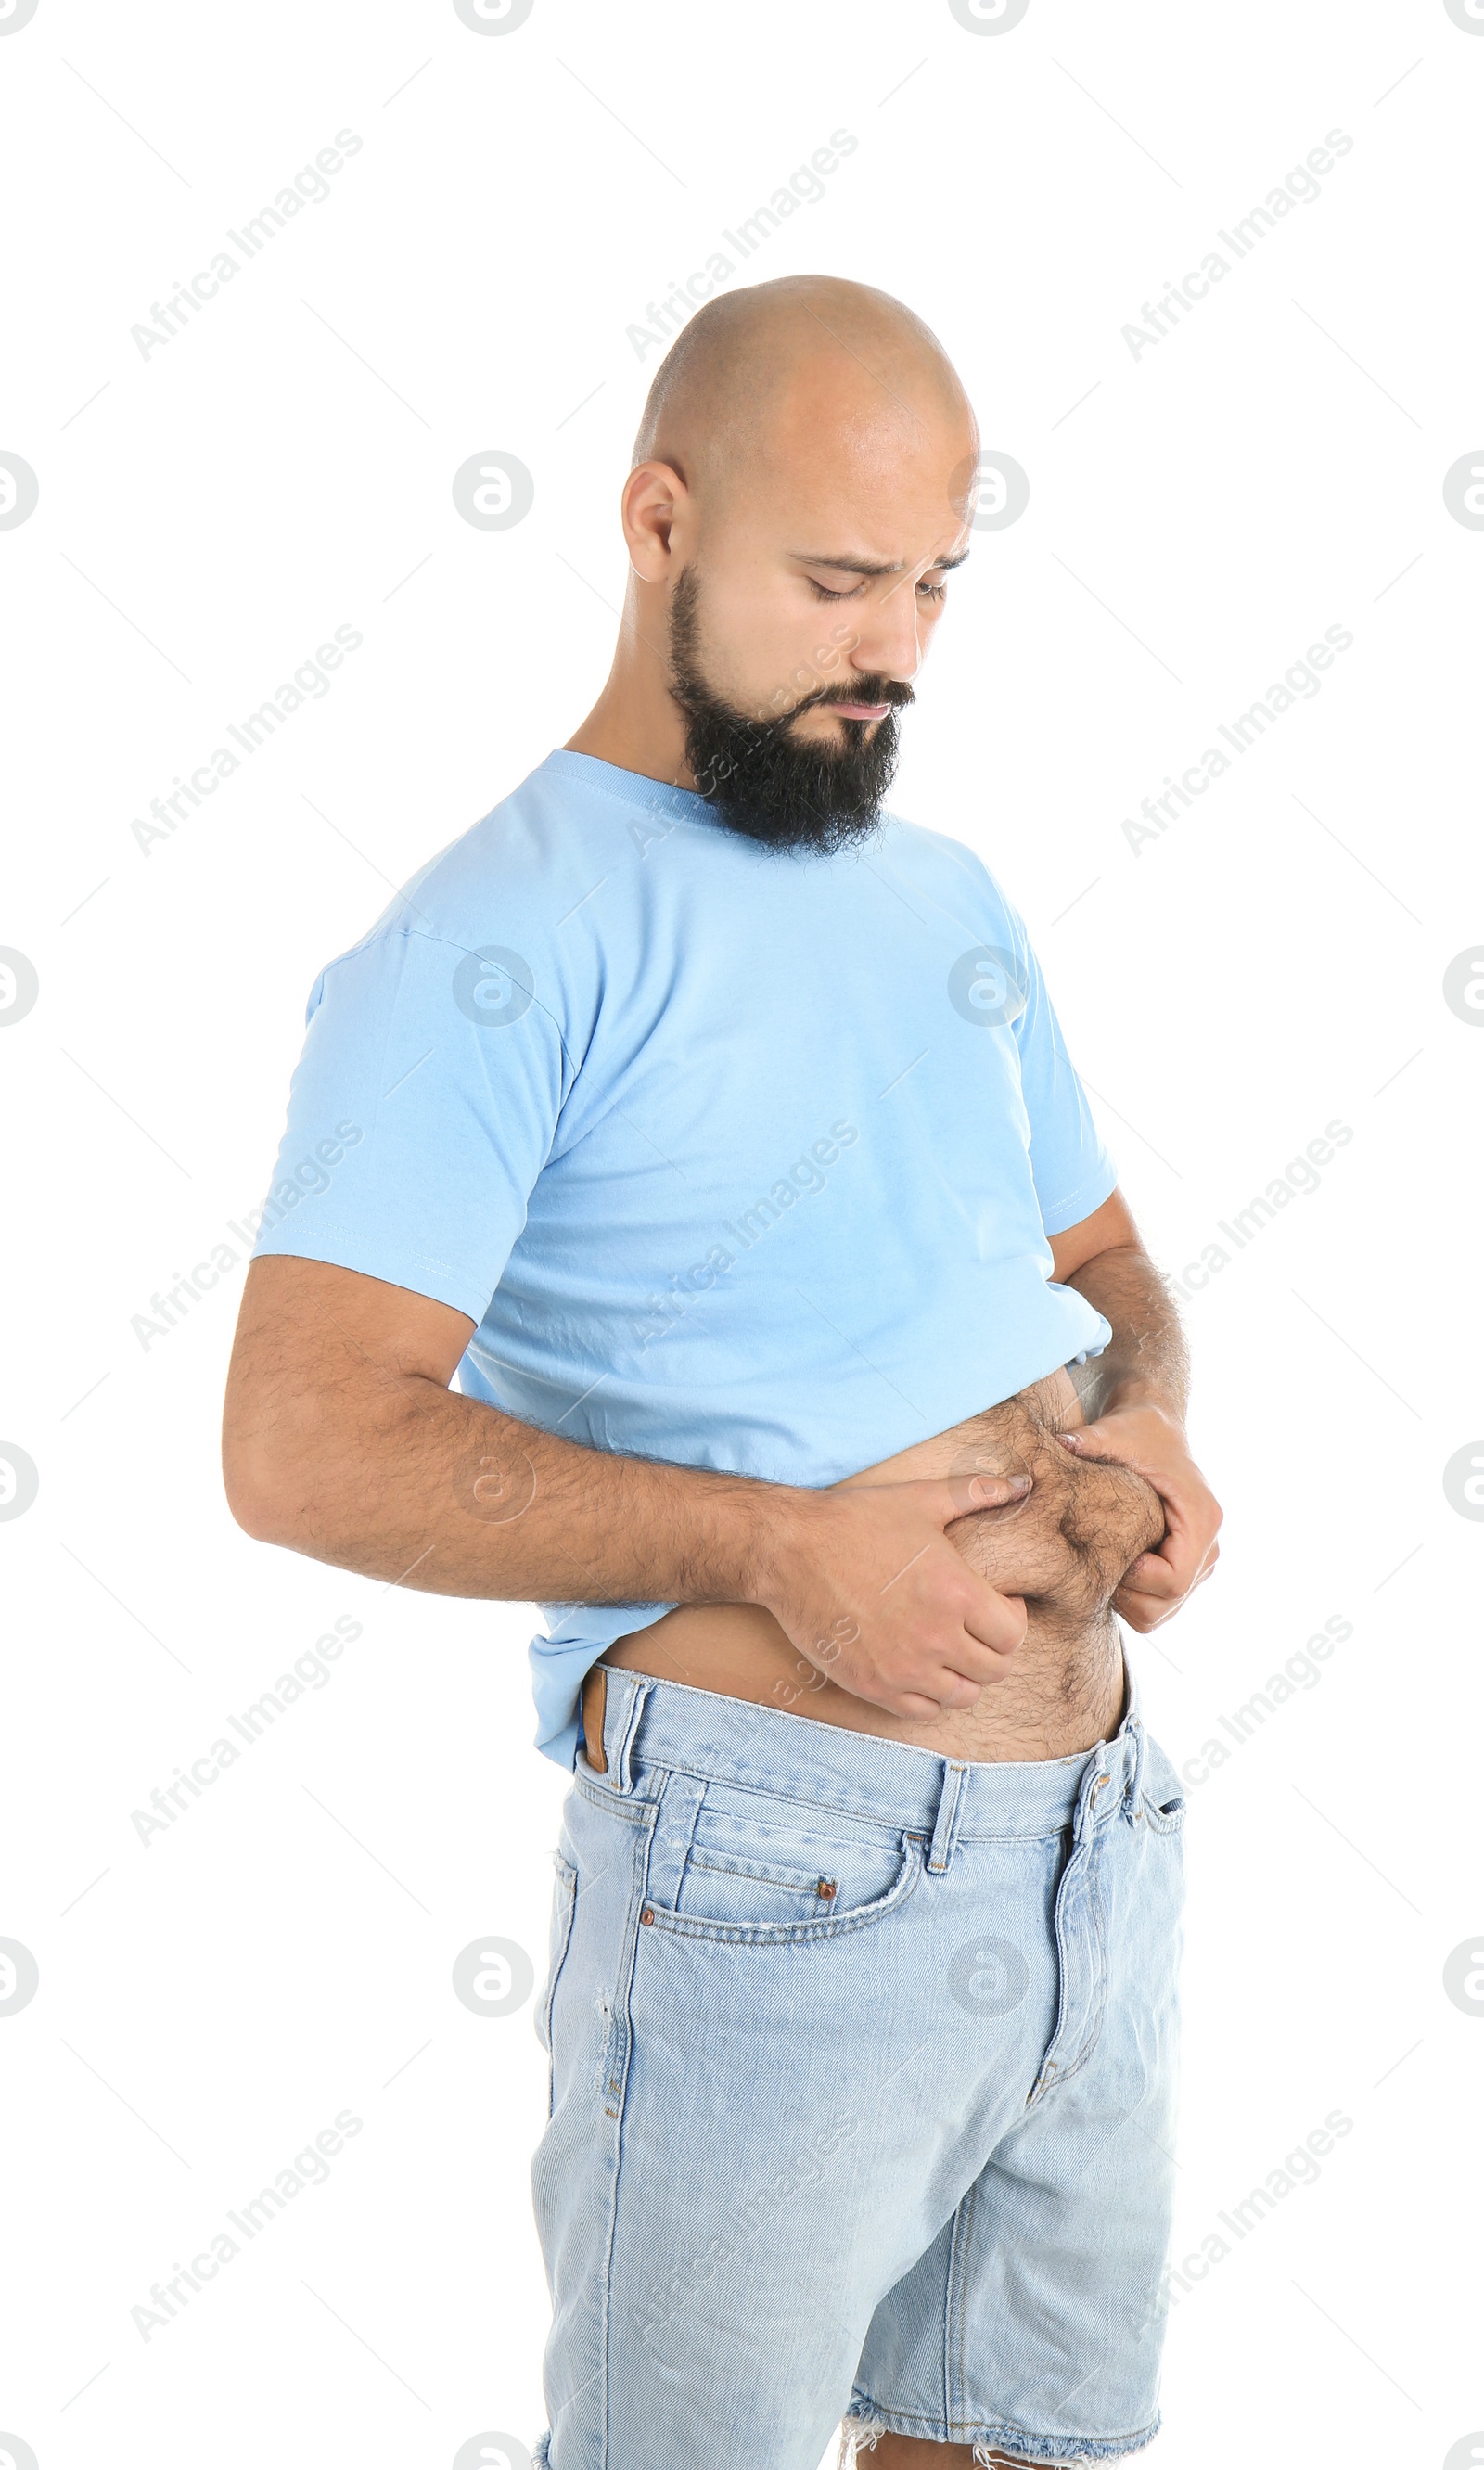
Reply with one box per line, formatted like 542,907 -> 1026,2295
801,678 -> 914,726
818,698 -> 891,722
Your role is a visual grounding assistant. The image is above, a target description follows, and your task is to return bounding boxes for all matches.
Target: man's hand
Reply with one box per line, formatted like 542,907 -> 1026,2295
225,1264 -> 1040,1668
1055,1405 -> 1221,1632
753,1474 -> 1032,1718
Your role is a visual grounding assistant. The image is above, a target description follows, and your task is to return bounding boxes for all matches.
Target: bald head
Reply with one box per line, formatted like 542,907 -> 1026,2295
570,274 -> 979,851
632,275 -> 976,511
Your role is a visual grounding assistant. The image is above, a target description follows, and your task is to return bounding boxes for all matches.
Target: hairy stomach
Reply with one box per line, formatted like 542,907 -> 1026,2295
605,1369 -> 1168,1761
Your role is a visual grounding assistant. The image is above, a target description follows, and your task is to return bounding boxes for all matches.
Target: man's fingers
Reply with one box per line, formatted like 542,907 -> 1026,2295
895,1632 -> 1024,1712
1055,1426 -> 1123,1465
890,1682 -> 980,1719
927,1472 -> 1033,1523
1120,1551 -> 1184,1597
1114,1535 -> 1221,1624
1056,1423 -> 1180,1503
1124,1533 -> 1221,1594
848,1654 -> 1004,1719
933,1668 -> 991,1711
1111,1582 -> 1173,1629
959,1577 -> 1029,1658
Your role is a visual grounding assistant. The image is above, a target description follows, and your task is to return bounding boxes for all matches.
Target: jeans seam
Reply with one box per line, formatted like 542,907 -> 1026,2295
945,2179 -> 977,2432
629,1754 -> 1085,1848
1042,1847 -> 1110,2097
585,1828 -> 657,2467
848,2387 -> 1162,2459
540,1853 -> 579,2122
684,1849 -> 836,1894
1031,1820 -> 1111,2104
572,1773 -> 655,1825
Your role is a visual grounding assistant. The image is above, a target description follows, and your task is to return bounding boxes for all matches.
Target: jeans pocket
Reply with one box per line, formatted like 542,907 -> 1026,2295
536,1850 -> 579,2116
653,1824 -> 921,1942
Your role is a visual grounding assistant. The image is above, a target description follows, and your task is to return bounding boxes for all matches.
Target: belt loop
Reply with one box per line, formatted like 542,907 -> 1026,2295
613,1673 -> 651,1795
927,1760 -> 970,1875
644,1770 -> 707,1908
1073,1747 -> 1109,1844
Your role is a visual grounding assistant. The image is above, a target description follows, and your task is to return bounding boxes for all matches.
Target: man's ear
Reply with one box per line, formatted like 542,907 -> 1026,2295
621,460 -> 687,582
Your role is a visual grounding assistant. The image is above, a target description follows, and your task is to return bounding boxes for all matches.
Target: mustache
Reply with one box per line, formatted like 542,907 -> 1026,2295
796,677 -> 915,717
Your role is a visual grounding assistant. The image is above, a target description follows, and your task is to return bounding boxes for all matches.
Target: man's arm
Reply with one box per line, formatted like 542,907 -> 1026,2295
1049,1190 -> 1222,1631
222,1255 -> 1030,1720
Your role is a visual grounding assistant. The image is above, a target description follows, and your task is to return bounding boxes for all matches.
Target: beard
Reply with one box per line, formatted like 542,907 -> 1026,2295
666,564 -> 913,854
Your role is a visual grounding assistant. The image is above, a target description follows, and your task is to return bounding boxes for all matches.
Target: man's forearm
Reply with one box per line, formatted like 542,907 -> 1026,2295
234,1370 -> 787,1605
223,1257 -> 1034,1718
1064,1243 -> 1189,1426
223,1267 -> 789,1606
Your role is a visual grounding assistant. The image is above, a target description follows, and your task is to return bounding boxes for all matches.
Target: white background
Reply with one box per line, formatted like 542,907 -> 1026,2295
2,1 -> 1482,2464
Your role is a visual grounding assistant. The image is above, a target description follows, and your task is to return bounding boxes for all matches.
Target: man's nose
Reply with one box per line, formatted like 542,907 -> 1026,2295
844,579 -> 926,684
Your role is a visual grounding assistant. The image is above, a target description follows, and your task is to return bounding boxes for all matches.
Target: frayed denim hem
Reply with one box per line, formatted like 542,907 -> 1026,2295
531,2434 -> 552,2467
839,2392 -> 1160,2465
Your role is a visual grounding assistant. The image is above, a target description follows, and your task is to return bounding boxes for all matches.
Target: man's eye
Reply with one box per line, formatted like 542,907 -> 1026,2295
806,578 -> 860,602
917,576 -> 949,601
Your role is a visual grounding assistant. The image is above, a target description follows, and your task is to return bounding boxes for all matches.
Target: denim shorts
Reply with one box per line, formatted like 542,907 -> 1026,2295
530,1655 -> 1186,2469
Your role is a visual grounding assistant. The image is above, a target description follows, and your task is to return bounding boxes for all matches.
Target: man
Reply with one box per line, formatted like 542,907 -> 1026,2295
224,275 -> 1221,2468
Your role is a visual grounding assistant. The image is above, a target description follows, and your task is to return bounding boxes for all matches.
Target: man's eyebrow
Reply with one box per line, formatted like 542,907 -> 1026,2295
788,546 -> 971,578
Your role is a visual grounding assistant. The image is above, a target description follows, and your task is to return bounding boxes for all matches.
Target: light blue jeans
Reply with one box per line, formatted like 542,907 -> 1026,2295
531,1655 -> 1186,2468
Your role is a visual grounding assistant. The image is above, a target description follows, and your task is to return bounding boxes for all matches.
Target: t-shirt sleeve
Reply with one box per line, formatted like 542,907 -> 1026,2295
1005,909 -> 1118,1237
250,926 -> 568,1323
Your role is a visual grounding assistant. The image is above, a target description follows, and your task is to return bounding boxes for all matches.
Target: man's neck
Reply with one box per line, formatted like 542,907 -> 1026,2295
565,626 -> 693,789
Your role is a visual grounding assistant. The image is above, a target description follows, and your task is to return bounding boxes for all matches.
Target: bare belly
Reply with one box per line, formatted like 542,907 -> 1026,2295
604,1369 -> 1168,1762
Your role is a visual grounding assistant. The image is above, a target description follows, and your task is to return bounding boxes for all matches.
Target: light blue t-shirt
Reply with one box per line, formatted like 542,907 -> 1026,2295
253,750 -> 1116,1767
